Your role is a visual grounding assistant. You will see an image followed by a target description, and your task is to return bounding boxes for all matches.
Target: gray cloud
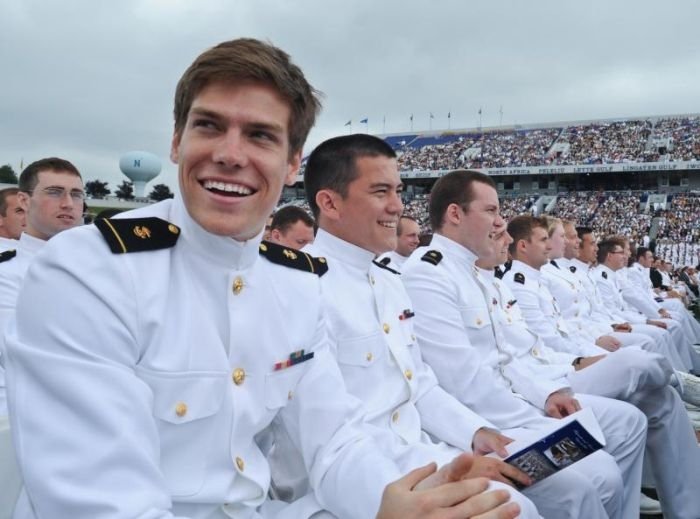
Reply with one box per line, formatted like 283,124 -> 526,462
2,0 -> 698,193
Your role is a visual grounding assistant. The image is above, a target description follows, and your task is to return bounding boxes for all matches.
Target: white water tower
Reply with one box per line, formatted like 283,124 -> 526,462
119,151 -> 162,198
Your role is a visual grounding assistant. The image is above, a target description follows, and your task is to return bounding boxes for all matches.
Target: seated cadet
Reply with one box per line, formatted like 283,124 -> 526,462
267,204 -> 315,249
3,39 -> 516,519
0,188 -> 26,252
493,220 -> 700,519
264,134 -> 539,519
594,237 -> 700,374
401,170 -> 647,519
376,215 -> 421,271
626,246 -> 700,344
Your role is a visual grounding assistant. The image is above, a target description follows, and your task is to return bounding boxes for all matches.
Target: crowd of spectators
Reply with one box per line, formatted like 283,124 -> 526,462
656,193 -> 700,243
390,116 -> 700,171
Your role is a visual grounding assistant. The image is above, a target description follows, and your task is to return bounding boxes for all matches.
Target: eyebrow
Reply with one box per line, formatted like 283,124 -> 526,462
369,182 -> 403,190
189,108 -> 285,134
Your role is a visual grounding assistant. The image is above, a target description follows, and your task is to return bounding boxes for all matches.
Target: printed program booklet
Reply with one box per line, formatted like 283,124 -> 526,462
498,407 -> 606,488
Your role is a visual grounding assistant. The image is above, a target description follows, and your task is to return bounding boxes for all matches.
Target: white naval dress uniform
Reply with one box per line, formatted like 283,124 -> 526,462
4,197 -> 405,519
375,250 -> 408,272
0,233 -> 47,418
494,265 -> 700,519
402,234 -> 648,519
0,237 -> 18,253
625,263 -> 700,344
266,229 -> 538,519
595,264 -> 699,373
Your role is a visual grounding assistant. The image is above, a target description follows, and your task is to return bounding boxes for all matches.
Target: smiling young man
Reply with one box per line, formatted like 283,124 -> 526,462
4,40 -> 517,519
268,205 -> 315,249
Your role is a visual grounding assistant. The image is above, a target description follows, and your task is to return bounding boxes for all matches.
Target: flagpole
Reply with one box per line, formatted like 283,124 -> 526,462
383,116 -> 386,134
410,114 -> 414,132
499,105 -> 503,127
448,111 -> 451,130
429,113 -> 432,131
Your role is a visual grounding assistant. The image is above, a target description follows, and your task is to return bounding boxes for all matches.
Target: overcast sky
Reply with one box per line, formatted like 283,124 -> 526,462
2,0 -> 698,192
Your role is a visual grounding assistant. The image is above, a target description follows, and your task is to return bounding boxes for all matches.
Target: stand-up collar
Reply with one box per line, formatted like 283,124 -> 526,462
511,259 -> 542,280
432,233 -> 478,267
172,195 -> 262,270
598,263 -> 616,278
311,228 -> 376,271
571,258 -> 590,272
475,265 -> 496,280
18,232 -> 48,256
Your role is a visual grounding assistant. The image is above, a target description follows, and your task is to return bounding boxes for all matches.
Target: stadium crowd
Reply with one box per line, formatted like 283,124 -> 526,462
394,116 -> 700,172
1,37 -> 699,519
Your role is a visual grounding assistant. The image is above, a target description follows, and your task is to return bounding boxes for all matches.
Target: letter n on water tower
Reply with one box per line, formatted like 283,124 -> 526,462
134,159 -> 141,167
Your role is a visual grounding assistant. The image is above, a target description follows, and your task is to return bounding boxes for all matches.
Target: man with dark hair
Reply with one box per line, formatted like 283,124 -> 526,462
0,188 -> 25,251
504,215 -> 700,518
377,215 -> 420,271
268,205 -> 315,249
287,136 -> 534,517
403,170 -> 647,519
4,40 -> 513,519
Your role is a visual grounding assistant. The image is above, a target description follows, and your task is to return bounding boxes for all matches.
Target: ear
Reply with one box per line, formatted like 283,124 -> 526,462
315,189 -> 341,222
284,150 -> 302,186
516,238 -> 527,256
443,203 -> 463,227
270,229 -> 282,242
170,130 -> 182,164
16,191 -> 30,212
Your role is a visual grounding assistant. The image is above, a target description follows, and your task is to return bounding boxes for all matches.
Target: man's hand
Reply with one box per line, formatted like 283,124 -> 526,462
465,456 -> 532,489
574,355 -> 605,371
659,309 -> 672,319
612,322 -> 631,332
472,428 -> 514,458
647,319 -> 667,329
667,289 -> 682,299
380,456 -> 520,519
545,390 -> 581,418
595,335 -> 621,351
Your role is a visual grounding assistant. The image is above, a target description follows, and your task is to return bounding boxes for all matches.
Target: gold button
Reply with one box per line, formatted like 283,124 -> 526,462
383,323 -> 390,334
232,368 -> 246,386
392,411 -> 399,423
366,352 -> 373,362
232,277 -> 244,295
476,318 -> 483,325
259,243 -> 268,252
168,224 -> 179,235
235,456 -> 245,471
287,390 -> 293,400
175,402 -> 187,417
532,348 -> 539,357
404,369 -> 413,381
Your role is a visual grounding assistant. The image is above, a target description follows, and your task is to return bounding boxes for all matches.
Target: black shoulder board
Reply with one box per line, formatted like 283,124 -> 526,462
259,241 -> 328,276
514,272 -> 525,285
569,265 -> 577,273
95,217 -> 180,254
602,271 -> 608,279
373,259 -> 400,275
0,249 -> 17,263
421,250 -> 443,266
494,265 -> 504,279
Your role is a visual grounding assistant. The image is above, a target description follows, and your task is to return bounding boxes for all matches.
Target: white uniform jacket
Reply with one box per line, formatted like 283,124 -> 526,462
0,237 -> 18,253
568,259 -> 627,325
306,230 -> 492,454
401,234 -> 554,429
591,264 -> 648,324
620,265 -> 665,320
503,261 -> 603,358
375,250 -> 407,272
4,197 -> 401,519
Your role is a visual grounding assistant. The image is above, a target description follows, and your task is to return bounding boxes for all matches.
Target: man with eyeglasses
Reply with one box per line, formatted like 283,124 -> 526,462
0,157 -> 84,416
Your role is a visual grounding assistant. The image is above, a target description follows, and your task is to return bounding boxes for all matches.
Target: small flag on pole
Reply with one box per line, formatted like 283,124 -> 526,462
344,120 -> 351,126
429,112 -> 435,119
448,112 -> 451,119
360,118 -> 368,124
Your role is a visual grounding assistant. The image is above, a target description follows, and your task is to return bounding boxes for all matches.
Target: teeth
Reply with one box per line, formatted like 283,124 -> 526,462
203,180 -> 253,195
379,221 -> 397,228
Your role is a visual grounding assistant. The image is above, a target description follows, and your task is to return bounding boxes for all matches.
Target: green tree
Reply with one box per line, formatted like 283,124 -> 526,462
148,183 -> 174,202
0,164 -> 18,184
84,180 -> 111,199
115,180 -> 134,200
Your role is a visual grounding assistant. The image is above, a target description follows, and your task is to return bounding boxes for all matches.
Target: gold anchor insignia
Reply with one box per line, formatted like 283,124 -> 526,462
168,224 -> 179,235
283,249 -> 297,260
259,243 -> 268,252
133,225 -> 152,239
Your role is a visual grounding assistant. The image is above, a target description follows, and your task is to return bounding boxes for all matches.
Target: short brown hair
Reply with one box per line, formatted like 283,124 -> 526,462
542,215 -> 563,236
0,187 -> 20,217
19,158 -> 82,193
428,170 -> 496,231
397,215 -> 418,236
596,236 -> 626,264
507,215 -> 548,257
174,38 -> 322,156
270,205 -> 314,233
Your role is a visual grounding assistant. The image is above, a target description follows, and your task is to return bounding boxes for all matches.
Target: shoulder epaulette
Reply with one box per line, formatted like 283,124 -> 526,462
259,241 -> 328,276
569,265 -> 577,273
373,259 -> 400,275
0,249 -> 17,263
601,271 -> 608,279
514,272 -> 526,285
95,217 -> 180,254
421,250 -> 442,266
550,260 -> 560,269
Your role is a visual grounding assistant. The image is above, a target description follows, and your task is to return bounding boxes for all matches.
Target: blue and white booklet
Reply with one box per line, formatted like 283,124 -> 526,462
499,407 -> 606,488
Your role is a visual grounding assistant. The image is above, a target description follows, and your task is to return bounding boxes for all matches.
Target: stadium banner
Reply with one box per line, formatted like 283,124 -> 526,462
296,160 -> 700,182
